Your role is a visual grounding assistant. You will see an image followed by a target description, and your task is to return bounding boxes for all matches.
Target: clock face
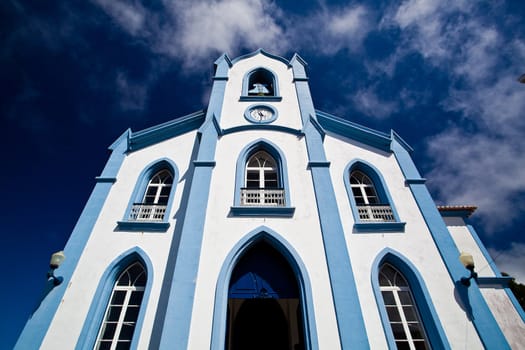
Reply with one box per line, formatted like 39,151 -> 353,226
250,107 -> 273,121
245,104 -> 277,124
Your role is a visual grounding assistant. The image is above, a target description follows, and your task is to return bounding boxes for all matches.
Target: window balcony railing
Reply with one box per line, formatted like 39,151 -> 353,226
241,188 -> 285,206
357,204 -> 395,222
129,203 -> 167,221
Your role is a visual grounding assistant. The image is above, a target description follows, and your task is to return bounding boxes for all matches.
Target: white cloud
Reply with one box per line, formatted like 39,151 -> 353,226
376,0 -> 525,233
489,243 -> 525,284
352,87 -> 398,119
92,0 -> 147,36
115,71 -> 149,111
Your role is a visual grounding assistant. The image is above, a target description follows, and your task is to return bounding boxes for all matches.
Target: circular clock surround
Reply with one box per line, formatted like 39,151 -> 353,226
244,104 -> 278,124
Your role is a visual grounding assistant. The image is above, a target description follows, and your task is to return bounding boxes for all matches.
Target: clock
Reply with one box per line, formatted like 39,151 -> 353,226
245,105 -> 277,124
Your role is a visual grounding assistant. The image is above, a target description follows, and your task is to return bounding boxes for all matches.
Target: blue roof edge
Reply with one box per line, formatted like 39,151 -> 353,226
315,110 -> 411,153
126,110 -> 206,152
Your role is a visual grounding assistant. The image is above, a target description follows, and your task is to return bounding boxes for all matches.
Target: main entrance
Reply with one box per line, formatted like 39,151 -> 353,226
226,241 -> 305,350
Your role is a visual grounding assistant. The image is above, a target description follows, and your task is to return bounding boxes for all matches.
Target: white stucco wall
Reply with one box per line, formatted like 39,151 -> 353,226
444,216 -> 525,347
324,133 -> 484,349
39,52 -> 522,350
41,130 -> 198,349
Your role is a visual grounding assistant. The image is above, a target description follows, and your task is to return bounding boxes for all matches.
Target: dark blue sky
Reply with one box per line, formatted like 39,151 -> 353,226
2,0 -> 525,348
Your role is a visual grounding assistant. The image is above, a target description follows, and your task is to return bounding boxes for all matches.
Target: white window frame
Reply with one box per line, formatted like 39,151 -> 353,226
95,262 -> 146,350
380,264 -> 429,350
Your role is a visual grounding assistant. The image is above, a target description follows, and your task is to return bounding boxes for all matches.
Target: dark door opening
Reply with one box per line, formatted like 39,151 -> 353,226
226,241 -> 305,350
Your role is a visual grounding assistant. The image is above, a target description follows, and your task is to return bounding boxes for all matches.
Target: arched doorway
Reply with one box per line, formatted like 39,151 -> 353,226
226,241 -> 305,350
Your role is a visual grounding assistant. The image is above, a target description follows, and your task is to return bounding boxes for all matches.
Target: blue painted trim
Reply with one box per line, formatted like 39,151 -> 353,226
289,54 -> 309,81
391,138 -> 511,349
117,158 -> 179,231
214,53 -> 232,80
371,249 -> 451,350
15,132 -> 128,350
307,161 -> 330,168
157,72 -> 227,349
304,114 -> 325,141
354,222 -> 406,232
230,206 -> 295,217
232,139 -> 292,210
115,221 -> 170,232
95,177 -> 117,183
405,178 -> 426,185
466,225 -> 525,322
76,247 -> 154,350
239,96 -> 282,102
241,66 -> 281,99
128,110 -> 205,152
210,226 -> 319,350
343,159 -> 403,232
222,124 -> 302,136
439,210 -> 474,218
293,64 -> 369,348
477,276 -> 513,286
230,48 -> 290,65
316,110 -> 392,152
193,160 -> 216,167
244,104 -> 278,124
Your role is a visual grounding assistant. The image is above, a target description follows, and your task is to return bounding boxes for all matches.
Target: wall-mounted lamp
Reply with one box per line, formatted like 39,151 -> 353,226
459,252 -> 478,286
47,251 -> 65,286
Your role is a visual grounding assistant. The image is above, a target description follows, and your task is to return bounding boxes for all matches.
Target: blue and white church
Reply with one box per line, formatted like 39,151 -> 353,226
16,50 -> 525,349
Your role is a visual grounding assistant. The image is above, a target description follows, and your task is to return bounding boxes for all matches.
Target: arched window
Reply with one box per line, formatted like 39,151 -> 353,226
242,150 -> 283,206
379,264 -> 429,350
247,68 -> 275,96
350,169 -> 393,222
130,168 -> 173,222
95,262 -> 146,350
240,68 -> 281,101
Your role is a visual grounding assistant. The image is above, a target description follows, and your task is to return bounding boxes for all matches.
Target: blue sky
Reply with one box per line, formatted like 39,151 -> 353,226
2,0 -> 525,348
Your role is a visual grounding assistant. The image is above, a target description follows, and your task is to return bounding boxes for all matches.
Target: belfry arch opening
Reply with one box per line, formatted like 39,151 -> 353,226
226,241 -> 305,350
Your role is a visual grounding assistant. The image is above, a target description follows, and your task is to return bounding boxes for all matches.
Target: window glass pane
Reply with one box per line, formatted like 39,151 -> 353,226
381,291 -> 395,305
117,272 -> 131,286
111,291 -> 127,305
96,341 -> 112,350
390,323 -> 406,340
409,323 -> 425,340
413,340 -> 428,350
160,186 -> 171,196
116,342 -> 131,350
107,306 -> 123,321
403,306 -> 417,321
395,341 -> 411,350
124,306 -> 140,322
118,341 -> 133,350
398,291 -> 412,305
386,306 -> 401,321
129,291 -> 144,305
100,322 -> 117,340
118,323 -> 136,341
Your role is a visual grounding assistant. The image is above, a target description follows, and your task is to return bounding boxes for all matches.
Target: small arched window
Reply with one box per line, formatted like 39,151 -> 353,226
349,169 -> 394,222
242,150 -> 283,206
131,169 -> 173,221
247,69 -> 275,96
379,264 -> 429,350
95,262 -> 146,350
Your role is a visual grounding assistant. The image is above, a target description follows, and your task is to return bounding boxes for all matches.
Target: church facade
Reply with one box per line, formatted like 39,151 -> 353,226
16,50 -> 524,349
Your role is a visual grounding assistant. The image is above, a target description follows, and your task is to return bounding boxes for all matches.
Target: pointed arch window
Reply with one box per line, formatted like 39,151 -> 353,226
95,262 -> 146,350
240,68 -> 281,101
379,264 -> 429,350
130,169 -> 173,221
344,161 -> 404,231
231,141 -> 294,216
350,170 -> 393,222
118,159 -> 179,232
242,150 -> 283,206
